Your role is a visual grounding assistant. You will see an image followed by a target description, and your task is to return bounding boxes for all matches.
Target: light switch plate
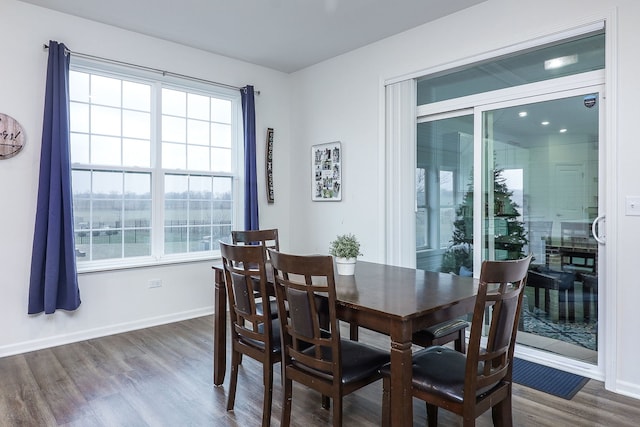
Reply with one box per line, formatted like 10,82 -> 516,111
625,196 -> 640,216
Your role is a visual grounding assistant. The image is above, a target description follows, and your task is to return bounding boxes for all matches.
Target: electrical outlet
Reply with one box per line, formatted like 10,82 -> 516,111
148,279 -> 162,288
626,196 -> 640,216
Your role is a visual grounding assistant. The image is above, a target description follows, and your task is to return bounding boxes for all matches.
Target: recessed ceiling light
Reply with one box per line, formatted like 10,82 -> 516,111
544,54 -> 578,70
541,121 -> 550,126
559,128 -> 568,133
518,111 -> 527,117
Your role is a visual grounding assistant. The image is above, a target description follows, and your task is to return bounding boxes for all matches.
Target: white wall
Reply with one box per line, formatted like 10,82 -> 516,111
289,0 -> 640,399
0,1 -> 291,356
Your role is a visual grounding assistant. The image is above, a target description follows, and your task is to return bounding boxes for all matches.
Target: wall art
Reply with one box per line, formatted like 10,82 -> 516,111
312,141 -> 341,201
265,127 -> 275,203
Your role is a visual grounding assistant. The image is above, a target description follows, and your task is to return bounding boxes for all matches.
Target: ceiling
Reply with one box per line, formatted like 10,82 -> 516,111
19,0 -> 486,73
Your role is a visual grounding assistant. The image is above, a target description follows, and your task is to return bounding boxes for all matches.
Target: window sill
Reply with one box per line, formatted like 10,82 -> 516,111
76,252 -> 222,274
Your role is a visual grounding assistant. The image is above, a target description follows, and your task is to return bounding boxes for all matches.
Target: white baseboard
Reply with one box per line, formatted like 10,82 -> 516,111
0,307 -> 214,358
611,380 -> 640,401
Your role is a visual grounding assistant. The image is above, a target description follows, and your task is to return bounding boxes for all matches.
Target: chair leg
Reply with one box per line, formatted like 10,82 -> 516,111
455,329 -> 466,353
462,418 -> 476,427
322,395 -> 330,410
381,376 -> 391,427
262,362 -> 273,427
492,393 -> 513,427
332,395 -> 343,427
281,377 -> 293,427
227,349 -> 240,411
426,403 -> 438,427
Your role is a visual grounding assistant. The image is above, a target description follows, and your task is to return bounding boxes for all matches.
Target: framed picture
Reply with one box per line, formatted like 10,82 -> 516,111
265,128 -> 275,203
312,142 -> 342,201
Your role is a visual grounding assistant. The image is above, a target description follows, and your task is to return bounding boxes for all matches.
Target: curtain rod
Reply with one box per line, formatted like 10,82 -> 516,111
43,44 -> 259,95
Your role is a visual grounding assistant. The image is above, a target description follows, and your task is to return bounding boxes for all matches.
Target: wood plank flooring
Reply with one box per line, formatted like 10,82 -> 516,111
0,315 -> 638,426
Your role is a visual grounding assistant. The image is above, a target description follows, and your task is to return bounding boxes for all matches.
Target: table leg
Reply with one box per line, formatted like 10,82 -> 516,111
389,328 -> 413,427
213,267 -> 227,386
583,287 -> 592,321
349,323 -> 359,341
568,287 -> 575,322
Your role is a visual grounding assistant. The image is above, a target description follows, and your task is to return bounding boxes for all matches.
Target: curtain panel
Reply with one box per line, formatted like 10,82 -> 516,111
28,41 -> 81,314
241,85 -> 259,230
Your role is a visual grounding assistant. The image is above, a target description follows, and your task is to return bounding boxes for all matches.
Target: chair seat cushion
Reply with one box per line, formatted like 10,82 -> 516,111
410,346 -> 467,403
300,340 -> 389,385
382,346 -> 468,403
381,346 -> 503,403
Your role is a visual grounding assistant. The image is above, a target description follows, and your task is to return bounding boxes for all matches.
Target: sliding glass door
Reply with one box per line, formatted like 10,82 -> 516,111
481,89 -> 602,365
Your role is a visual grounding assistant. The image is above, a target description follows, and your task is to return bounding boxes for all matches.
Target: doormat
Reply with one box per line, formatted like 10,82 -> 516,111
512,358 -> 589,400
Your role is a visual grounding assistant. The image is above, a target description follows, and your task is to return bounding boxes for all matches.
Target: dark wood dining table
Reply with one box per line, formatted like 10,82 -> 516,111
212,260 -> 478,427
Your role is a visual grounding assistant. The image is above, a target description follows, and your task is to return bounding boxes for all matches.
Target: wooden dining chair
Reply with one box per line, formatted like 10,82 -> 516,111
232,228 -> 280,317
268,249 -> 390,427
382,254 -> 532,427
220,241 -> 281,427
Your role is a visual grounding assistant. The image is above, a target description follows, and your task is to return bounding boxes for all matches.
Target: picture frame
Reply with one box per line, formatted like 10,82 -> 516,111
265,128 -> 275,203
312,141 -> 342,201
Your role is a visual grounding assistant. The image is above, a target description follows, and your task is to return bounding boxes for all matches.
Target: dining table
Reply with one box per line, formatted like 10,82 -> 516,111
212,260 -> 479,427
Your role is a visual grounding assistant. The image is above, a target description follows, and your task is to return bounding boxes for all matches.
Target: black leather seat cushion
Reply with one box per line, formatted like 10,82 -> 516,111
381,346 -> 498,404
298,339 -> 389,384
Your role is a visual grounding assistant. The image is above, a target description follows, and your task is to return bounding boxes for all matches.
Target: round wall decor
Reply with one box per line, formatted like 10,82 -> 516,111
0,113 -> 26,159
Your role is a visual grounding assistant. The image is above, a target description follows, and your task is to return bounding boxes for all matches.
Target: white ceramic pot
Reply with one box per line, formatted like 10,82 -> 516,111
335,257 -> 356,275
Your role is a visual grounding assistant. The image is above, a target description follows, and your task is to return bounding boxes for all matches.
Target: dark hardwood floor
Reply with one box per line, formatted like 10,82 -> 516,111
1,315 -> 638,426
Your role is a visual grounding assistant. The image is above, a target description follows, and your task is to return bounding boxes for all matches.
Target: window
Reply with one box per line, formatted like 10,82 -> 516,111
417,30 -> 605,105
69,60 -> 242,268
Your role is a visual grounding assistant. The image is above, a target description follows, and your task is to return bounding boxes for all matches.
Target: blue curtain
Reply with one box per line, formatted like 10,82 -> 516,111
28,41 -> 81,314
241,85 -> 259,230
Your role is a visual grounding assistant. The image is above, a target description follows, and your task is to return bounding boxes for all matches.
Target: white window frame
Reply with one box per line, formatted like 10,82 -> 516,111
70,57 -> 244,272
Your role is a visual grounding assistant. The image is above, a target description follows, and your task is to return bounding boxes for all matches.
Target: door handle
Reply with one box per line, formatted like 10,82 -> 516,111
592,215 -> 605,244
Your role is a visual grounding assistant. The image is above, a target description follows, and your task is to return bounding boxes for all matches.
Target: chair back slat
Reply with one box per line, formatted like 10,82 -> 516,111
232,229 -> 279,259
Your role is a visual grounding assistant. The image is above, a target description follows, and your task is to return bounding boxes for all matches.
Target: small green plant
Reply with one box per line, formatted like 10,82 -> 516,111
328,233 -> 362,259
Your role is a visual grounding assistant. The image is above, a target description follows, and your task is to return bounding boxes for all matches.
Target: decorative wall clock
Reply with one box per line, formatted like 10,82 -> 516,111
0,113 -> 26,159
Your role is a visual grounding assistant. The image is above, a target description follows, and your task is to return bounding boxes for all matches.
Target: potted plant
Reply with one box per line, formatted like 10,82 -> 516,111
329,233 -> 362,275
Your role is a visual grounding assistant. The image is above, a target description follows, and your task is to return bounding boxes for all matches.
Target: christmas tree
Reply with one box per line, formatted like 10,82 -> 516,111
441,164 -> 528,274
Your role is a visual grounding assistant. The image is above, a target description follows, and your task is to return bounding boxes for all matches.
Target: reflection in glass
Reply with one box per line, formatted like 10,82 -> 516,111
416,115 -> 473,274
